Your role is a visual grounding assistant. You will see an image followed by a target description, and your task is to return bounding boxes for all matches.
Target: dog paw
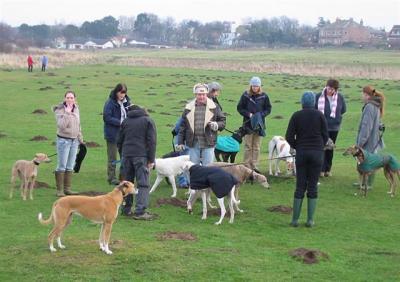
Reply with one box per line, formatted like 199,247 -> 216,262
238,209 -> 244,213
50,247 -> 57,252
171,194 -> 177,198
104,249 -> 113,255
214,221 -> 222,225
201,216 -> 207,220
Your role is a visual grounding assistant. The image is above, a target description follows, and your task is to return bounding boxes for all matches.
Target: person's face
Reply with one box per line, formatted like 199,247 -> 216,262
212,90 -> 220,97
326,86 -> 336,96
64,93 -> 75,105
195,92 -> 207,104
362,91 -> 370,103
117,89 -> 127,101
251,85 -> 260,93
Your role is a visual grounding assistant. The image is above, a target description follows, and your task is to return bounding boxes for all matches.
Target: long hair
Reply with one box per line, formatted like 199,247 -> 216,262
363,85 -> 385,117
248,85 -> 262,95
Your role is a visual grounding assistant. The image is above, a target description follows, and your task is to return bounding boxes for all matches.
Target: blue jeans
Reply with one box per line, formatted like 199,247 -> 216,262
56,137 -> 79,172
189,142 -> 215,166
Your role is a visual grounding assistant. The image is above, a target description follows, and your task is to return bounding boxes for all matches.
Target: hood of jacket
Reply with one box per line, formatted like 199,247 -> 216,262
127,108 -> 148,118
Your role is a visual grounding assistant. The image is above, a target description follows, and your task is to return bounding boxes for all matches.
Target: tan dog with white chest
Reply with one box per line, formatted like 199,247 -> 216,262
38,181 -> 136,255
10,153 -> 51,200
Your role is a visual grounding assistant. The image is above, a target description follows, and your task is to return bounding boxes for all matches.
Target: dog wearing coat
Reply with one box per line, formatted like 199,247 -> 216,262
38,181 -> 136,255
183,161 -> 241,225
150,155 -> 190,197
268,136 -> 295,176
10,153 -> 51,200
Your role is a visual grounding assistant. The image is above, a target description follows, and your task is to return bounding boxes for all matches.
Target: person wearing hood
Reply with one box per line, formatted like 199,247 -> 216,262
103,83 -> 131,185
53,90 -> 84,197
355,85 -> 385,188
117,105 -> 157,220
207,82 -> 223,112
285,92 -> 328,228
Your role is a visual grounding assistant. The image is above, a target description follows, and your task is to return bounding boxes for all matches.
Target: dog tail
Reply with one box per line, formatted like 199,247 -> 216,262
38,205 -> 55,225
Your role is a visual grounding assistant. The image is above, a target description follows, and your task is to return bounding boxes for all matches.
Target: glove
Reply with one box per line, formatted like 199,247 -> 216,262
208,121 -> 218,131
175,144 -> 185,152
324,138 -> 335,150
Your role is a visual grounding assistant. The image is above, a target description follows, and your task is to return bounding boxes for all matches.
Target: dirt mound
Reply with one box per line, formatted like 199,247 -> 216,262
38,86 -> 53,91
289,248 -> 329,264
200,208 -> 231,217
267,205 -> 292,214
272,115 -> 284,119
34,181 -> 51,189
157,231 -> 197,241
85,141 -> 100,148
76,191 -> 106,196
32,109 -> 47,114
0,133 -> 6,138
156,198 -> 187,208
30,135 -> 48,141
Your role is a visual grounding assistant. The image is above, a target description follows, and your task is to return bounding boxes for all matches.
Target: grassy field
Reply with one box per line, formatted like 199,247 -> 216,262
0,63 -> 400,281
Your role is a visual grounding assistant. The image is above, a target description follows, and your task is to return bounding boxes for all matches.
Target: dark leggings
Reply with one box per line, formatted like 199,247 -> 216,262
321,131 -> 338,172
294,150 -> 323,199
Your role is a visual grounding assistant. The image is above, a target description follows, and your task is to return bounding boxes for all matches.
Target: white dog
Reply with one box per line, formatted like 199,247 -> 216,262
182,161 -> 241,225
268,136 -> 295,176
149,155 -> 190,197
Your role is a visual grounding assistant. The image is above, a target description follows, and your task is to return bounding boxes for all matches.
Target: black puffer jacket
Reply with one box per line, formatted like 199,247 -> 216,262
189,164 -> 238,198
117,108 -> 157,163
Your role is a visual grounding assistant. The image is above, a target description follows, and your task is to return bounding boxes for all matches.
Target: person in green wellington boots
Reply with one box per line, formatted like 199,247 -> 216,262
285,92 -> 328,227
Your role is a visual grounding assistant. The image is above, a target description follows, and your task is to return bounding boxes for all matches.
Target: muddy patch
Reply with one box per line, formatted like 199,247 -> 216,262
157,231 -> 197,241
289,248 -> 329,264
0,133 -> 6,138
34,181 -> 51,189
267,205 -> 292,214
272,115 -> 284,119
30,135 -> 48,141
156,198 -> 187,208
39,86 -> 54,91
32,109 -> 47,114
47,72 -> 57,76
85,141 -> 100,148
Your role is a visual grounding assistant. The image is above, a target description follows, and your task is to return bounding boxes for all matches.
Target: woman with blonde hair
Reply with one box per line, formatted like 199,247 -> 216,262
355,85 -> 385,188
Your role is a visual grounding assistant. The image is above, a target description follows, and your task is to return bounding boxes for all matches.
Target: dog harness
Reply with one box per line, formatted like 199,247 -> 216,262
189,164 -> 239,198
358,148 -> 400,173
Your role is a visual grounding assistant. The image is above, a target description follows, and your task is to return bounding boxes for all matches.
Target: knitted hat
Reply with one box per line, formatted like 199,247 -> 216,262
250,76 -> 261,87
193,83 -> 209,94
301,91 -> 315,108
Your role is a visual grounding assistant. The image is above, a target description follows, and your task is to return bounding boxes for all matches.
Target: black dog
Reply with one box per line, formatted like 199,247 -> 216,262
214,127 -> 246,163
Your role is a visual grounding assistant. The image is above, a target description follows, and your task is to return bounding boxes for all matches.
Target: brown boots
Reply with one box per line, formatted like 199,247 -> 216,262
55,170 -> 78,197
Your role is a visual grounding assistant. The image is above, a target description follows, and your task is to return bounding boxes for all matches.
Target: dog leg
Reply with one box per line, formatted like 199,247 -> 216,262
48,226 -> 63,252
22,181 -> 28,201
201,191 -> 207,220
149,175 -> 163,194
168,175 -> 177,198
207,189 -> 216,209
102,222 -> 113,255
29,180 -> 34,200
57,237 -> 65,249
228,190 -> 235,224
215,198 -> 226,225
187,189 -> 196,214
99,224 -> 105,251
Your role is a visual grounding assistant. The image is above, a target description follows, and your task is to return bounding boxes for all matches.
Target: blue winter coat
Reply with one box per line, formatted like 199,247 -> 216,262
237,91 -> 271,133
103,91 -> 131,143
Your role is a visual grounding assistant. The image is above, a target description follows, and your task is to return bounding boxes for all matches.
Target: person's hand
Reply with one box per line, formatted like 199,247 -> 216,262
65,103 -> 73,113
208,121 -> 218,131
175,144 -> 185,151
249,113 -> 253,118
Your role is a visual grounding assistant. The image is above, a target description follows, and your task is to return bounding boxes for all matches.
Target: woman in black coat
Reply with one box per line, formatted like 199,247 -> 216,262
285,92 -> 328,227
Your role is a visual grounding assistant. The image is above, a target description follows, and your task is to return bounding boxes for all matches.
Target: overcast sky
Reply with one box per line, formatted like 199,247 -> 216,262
1,0 -> 399,30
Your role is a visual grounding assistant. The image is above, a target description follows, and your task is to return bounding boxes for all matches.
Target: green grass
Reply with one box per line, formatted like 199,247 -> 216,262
0,64 -> 400,281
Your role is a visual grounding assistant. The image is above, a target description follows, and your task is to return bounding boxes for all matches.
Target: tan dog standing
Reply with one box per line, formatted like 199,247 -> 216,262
10,153 -> 51,200
38,181 -> 136,255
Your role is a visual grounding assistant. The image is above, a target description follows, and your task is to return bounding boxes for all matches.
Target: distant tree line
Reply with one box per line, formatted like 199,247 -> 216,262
0,13 -> 323,51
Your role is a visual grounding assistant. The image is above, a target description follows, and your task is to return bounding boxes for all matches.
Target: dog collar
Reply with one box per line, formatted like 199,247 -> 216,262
33,160 -> 40,166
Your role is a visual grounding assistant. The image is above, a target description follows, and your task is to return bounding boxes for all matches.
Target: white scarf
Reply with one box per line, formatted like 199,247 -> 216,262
318,87 -> 338,118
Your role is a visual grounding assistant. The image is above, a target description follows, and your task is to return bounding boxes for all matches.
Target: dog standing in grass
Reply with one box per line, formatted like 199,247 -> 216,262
268,136 -> 295,176
10,153 -> 51,200
38,181 -> 136,255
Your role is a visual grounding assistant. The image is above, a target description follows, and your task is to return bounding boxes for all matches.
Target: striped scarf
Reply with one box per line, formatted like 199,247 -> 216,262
318,87 -> 338,118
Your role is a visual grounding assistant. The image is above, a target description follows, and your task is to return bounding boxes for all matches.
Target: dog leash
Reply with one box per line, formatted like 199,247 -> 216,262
48,153 -> 57,158
268,154 -> 296,161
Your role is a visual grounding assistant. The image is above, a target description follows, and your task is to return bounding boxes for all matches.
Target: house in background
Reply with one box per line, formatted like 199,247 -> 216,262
318,18 -> 371,45
387,25 -> 400,47
83,39 -> 114,49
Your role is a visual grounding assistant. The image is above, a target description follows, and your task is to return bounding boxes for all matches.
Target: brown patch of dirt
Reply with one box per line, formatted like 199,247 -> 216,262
32,109 -> 47,114
76,191 -> 106,196
156,198 -> 187,208
38,86 -> 53,91
34,181 -> 51,189
157,231 -> 197,241
85,141 -> 100,148
267,205 -> 293,214
272,115 -> 284,119
30,135 -> 48,141
289,248 -> 329,264
0,133 -> 6,138
274,100 -> 282,103
47,72 -> 56,76
200,208 -> 231,217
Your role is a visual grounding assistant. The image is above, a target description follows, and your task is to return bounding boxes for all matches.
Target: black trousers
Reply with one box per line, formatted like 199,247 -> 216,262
122,156 -> 150,215
321,131 -> 338,172
294,150 -> 323,199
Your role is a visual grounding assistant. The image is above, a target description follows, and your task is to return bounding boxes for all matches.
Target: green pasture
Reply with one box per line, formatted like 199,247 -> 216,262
0,64 -> 399,281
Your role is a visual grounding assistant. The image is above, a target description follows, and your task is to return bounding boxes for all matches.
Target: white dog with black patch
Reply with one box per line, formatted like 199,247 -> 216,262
182,161 -> 241,225
268,136 -> 295,176
149,155 -> 190,197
